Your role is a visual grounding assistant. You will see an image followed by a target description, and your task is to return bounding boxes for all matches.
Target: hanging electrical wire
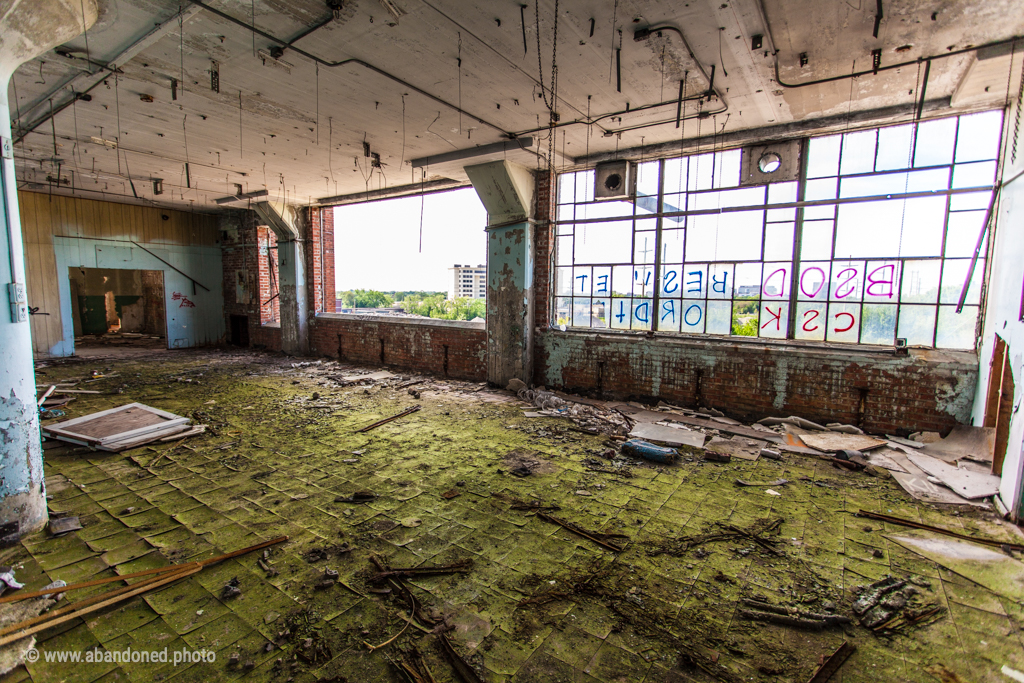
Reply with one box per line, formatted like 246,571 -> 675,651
114,74 -> 123,175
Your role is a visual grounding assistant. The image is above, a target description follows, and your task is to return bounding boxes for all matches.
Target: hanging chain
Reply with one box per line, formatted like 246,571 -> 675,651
535,0 -> 559,119
1013,51 -> 1024,163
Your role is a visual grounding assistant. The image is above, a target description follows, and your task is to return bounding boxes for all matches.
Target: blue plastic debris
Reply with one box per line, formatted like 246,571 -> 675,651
622,439 -> 678,465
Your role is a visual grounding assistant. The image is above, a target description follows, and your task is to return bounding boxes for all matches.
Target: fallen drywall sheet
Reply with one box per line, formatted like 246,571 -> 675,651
864,448 -> 911,473
887,532 -> 1024,602
889,471 -> 987,506
919,425 -> 996,464
705,436 -> 767,461
628,423 -> 706,449
906,452 -> 1001,499
799,432 -> 888,453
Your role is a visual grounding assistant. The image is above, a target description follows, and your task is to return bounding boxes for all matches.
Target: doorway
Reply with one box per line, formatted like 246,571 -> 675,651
69,267 -> 167,350
984,334 -> 1016,476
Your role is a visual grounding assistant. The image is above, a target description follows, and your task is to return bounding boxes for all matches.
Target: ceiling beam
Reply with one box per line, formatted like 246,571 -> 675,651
410,138 -> 536,169
318,178 -> 466,206
13,5 -> 204,145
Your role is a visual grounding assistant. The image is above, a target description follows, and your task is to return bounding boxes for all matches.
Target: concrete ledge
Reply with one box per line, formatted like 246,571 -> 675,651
537,326 -> 977,364
317,312 -> 485,331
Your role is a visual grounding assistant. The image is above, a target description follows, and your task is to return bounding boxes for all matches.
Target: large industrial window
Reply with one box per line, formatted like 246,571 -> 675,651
554,111 -> 1003,349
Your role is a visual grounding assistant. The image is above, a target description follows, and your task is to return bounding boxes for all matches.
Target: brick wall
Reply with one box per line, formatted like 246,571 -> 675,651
306,207 -> 335,314
220,211 -> 281,351
310,317 -> 486,381
530,169 -> 978,434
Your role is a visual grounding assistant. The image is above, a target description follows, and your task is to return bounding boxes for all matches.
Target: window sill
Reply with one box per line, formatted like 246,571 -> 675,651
317,312 -> 485,331
537,325 -> 977,362
262,321 -> 281,329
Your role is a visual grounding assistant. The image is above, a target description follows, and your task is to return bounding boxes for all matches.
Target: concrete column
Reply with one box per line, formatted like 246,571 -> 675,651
252,201 -> 309,354
0,0 -> 99,539
465,161 -> 536,387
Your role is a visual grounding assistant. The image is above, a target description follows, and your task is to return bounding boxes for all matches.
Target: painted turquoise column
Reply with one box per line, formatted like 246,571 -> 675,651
485,221 -> 534,386
0,0 -> 99,538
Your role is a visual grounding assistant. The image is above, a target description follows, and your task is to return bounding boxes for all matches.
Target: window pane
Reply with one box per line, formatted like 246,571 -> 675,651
935,305 -> 977,349
860,304 -> 897,345
834,196 -> 945,258
807,135 -> 842,178
688,153 -> 716,191
557,204 -> 574,221
659,299 -> 681,332
952,161 -> 997,189
939,258 -> 984,305
706,300 -> 731,334
798,263 -> 831,301
900,260 -> 941,303
875,124 -> 915,171
664,157 -> 688,194
661,229 -> 685,264
708,263 -> 734,299
732,298 -> 759,336
826,302 -> 860,343
897,305 -> 936,346
716,149 -> 742,188
734,263 -> 763,298
577,200 -> 634,221
805,177 -> 838,201
575,221 -> 631,263
572,298 -> 593,326
945,211 -> 987,258
829,261 -> 864,302
632,266 -> 656,296
556,267 -> 573,295
768,182 -> 798,204
864,261 -> 900,302
555,297 -> 571,326
955,110 -> 1003,163
611,265 -> 632,295
593,266 -> 612,297
679,301 -> 706,333
764,223 -> 794,260
633,232 -> 658,265
841,130 -> 877,175
762,262 -> 791,299
632,299 -> 654,330
682,264 -> 708,299
685,211 -> 764,261
637,161 -> 660,197
572,266 -> 592,295
914,117 -> 957,167
950,191 -> 992,211
609,298 -> 631,329
592,298 -> 609,328
795,302 -> 826,340
575,171 -> 595,203
556,235 -> 573,266
759,302 -> 788,338
801,220 -> 834,260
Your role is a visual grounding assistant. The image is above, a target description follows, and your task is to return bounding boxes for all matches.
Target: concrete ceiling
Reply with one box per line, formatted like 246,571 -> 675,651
7,0 -> 1023,212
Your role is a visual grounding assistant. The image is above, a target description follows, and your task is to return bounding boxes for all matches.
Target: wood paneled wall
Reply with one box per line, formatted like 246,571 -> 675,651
17,191 -> 218,354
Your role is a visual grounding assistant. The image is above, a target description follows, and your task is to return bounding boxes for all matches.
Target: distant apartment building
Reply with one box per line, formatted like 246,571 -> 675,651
449,264 -> 486,300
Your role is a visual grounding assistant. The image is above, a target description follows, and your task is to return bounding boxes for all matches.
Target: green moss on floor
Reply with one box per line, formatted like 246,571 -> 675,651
4,348 -> 1022,682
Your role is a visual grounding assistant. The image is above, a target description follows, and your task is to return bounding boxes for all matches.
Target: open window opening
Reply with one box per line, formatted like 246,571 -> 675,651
69,267 -> 166,350
331,187 -> 488,322
555,110 -> 1003,349
985,335 -> 1016,476
257,226 -> 281,326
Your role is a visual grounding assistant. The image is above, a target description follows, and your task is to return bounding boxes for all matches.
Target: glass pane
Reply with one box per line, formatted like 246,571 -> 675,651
840,169 -> 948,197
945,211 -> 987,258
558,173 -> 576,204
798,263 -> 830,301
633,232 -> 658,265
660,228 -> 685,264
573,266 -> 592,295
900,260 -> 941,303
556,235 -> 573,266
575,170 -> 595,203
734,263 -> 763,299
682,264 -> 708,299
708,263 -> 733,299
679,301 -> 706,333
875,124 -> 915,171
826,302 -> 860,343
556,266 -> 573,296
609,298 -> 631,329
658,299 -> 682,332
732,299 -> 759,336
557,204 -> 574,221
807,135 -> 842,178
829,261 -> 864,302
764,223 -> 794,260
766,207 -> 796,222
664,157 -> 688,194
795,303 -> 826,340
914,117 -> 957,167
575,221 -> 631,263
762,262 -> 791,300
897,304 -> 936,346
555,297 -> 571,326
834,196 -> 945,258
801,220 -> 834,261
805,177 -> 838,201
577,200 -> 634,221
759,302 -> 788,338
939,258 -> 984,305
632,266 -> 656,296
632,299 -> 654,330
864,261 -> 900,302
860,304 -> 897,345
592,298 -> 609,328
768,182 -> 798,204
593,266 -> 612,297
688,152 -> 715,191
716,149 -> 742,188
840,130 -> 877,175
636,161 -> 659,197
685,211 -> 764,261
935,305 -> 977,349
950,191 -> 992,211
706,300 -> 731,335
556,221 -> 573,236
804,203 -> 836,220
611,265 -> 632,295
955,110 -> 1003,163
952,160 -> 997,189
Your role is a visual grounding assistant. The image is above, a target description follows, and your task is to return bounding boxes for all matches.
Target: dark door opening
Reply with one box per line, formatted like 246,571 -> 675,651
984,335 -> 1015,476
69,267 -> 167,350
230,315 -> 250,347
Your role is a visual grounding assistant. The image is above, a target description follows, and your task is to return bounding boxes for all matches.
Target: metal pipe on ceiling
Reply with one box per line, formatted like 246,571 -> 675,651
187,0 -> 511,137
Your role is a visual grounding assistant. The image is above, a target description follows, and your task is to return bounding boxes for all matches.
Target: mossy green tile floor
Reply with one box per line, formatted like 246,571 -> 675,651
4,348 -> 1023,682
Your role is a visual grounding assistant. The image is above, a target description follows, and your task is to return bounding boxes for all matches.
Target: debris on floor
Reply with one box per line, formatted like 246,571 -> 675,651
42,402 -> 201,451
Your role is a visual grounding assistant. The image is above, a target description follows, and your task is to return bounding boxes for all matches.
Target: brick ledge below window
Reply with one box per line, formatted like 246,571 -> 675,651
317,312 -> 484,331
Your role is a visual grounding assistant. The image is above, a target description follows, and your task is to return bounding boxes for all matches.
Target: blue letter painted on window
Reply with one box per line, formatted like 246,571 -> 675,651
661,300 -> 676,323
615,300 -> 627,323
684,304 -> 703,327
686,271 -> 703,294
711,271 -> 728,295
663,269 -> 678,294
575,273 -> 588,293
596,274 -> 609,294
635,301 -> 650,323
